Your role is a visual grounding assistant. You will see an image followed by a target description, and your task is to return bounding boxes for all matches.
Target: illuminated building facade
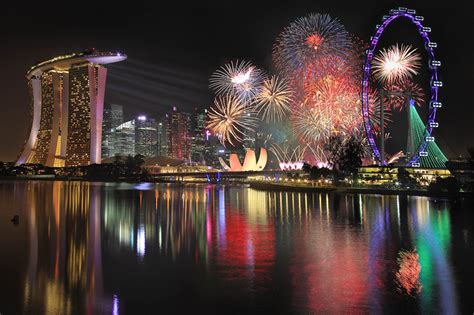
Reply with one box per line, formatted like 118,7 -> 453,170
156,116 -> 169,156
17,50 -> 127,167
110,120 -> 135,156
190,108 -> 207,163
135,115 -> 158,157
167,107 -> 191,160
101,103 -> 123,159
220,148 -> 268,172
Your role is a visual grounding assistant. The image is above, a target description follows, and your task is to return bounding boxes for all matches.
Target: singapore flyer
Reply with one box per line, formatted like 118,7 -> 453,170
361,7 -> 443,167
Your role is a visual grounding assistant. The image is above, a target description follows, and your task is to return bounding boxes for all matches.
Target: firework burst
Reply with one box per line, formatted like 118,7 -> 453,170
304,77 -> 363,135
253,76 -> 294,122
273,13 -> 351,75
303,36 -> 367,85
368,88 -> 392,131
385,78 -> 425,111
209,60 -> 266,102
270,142 -> 306,163
372,44 -> 421,84
292,102 -> 332,143
206,94 -> 259,146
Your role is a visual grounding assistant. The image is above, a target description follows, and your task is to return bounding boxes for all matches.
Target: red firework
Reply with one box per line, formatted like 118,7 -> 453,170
385,78 -> 425,111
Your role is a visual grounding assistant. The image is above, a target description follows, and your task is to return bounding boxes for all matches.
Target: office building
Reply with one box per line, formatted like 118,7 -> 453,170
102,104 -> 123,159
189,108 -> 207,163
110,120 -> 135,157
157,115 -> 169,156
135,115 -> 158,158
168,107 -> 191,160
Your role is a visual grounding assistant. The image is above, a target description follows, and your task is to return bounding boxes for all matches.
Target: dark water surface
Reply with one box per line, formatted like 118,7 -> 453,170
0,180 -> 473,314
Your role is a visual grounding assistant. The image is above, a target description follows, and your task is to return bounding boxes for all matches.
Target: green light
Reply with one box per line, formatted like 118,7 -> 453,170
409,105 -> 448,168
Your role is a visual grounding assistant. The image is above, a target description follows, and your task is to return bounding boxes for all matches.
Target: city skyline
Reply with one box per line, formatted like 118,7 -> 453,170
1,1 -> 473,162
1,4 -> 474,313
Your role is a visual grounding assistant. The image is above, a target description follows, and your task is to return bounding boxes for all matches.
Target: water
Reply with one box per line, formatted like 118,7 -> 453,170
0,180 -> 473,314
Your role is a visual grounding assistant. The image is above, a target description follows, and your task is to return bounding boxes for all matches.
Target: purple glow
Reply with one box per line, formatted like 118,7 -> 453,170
361,8 -> 439,166
137,224 -> 145,257
113,295 -> 119,315
137,115 -> 147,121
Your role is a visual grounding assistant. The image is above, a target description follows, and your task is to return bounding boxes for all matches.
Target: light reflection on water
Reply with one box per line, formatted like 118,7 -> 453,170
0,180 -> 473,314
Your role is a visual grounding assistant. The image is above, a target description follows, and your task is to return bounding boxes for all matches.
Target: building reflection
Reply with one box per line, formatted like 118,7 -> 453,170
102,183 -> 212,263
22,181 -> 110,315
14,181 -> 463,313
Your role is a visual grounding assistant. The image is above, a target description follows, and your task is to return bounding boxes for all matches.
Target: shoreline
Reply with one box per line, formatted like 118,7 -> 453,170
1,176 -> 473,199
248,181 -> 474,199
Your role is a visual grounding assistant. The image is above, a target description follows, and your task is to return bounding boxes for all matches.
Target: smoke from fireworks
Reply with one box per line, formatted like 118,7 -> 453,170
206,94 -> 258,146
372,44 -> 421,84
253,76 -> 294,122
209,60 -> 266,103
273,13 -> 351,75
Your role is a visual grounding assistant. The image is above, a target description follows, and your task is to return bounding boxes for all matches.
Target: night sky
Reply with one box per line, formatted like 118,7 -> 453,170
1,1 -> 472,161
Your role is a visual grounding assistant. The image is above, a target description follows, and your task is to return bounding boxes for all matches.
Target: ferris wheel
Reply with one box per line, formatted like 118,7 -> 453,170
361,7 -> 442,167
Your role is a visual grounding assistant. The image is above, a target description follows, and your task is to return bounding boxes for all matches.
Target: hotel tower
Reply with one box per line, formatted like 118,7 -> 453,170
16,50 -> 126,167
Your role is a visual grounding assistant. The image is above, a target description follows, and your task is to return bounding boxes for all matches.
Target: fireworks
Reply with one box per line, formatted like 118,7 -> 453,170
368,89 -> 392,131
206,94 -> 258,146
253,76 -> 294,122
205,13 -> 427,166
292,102 -> 332,143
209,60 -> 266,102
270,143 -> 306,163
385,78 -> 425,111
273,13 -> 351,74
303,78 -> 363,137
372,44 -> 421,84
303,36 -> 368,85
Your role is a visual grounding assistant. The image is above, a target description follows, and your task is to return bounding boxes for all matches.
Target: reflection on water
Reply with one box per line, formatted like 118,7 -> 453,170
0,180 -> 473,314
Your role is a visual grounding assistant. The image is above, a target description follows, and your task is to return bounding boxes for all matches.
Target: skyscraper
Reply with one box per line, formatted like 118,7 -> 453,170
190,108 -> 207,163
135,115 -> 158,158
156,115 -> 169,156
102,104 -> 123,159
17,50 -> 126,167
168,107 -> 190,160
110,120 -> 135,157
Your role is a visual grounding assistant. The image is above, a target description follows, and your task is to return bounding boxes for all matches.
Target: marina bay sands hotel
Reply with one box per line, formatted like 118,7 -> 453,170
16,50 -> 127,167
